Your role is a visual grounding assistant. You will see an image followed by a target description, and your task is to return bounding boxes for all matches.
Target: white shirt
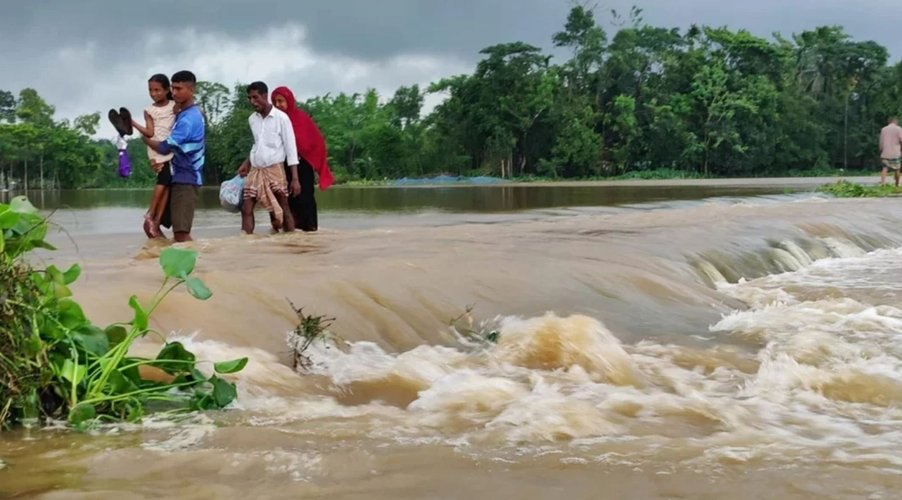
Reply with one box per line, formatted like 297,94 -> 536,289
248,107 -> 298,168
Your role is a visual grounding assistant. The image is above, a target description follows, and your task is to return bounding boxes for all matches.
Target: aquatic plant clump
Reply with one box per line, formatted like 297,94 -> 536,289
817,180 -> 902,198
286,301 -> 342,372
0,196 -> 248,430
449,304 -> 500,345
0,254 -> 52,425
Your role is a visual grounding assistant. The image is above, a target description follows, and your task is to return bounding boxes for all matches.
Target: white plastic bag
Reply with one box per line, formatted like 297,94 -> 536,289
219,175 -> 244,213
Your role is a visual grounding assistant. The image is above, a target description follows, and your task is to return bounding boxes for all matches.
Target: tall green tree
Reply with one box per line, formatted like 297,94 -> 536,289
0,90 -> 15,123
15,88 -> 55,127
195,81 -> 231,125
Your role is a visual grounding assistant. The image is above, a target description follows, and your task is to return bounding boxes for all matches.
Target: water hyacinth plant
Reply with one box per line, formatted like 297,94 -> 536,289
0,196 -> 247,430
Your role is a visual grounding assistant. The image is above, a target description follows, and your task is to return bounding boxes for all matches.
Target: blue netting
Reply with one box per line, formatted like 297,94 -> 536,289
392,175 -> 506,186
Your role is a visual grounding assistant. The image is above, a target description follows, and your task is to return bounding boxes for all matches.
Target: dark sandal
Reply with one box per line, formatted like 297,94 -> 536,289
119,107 -> 134,136
108,109 -> 129,137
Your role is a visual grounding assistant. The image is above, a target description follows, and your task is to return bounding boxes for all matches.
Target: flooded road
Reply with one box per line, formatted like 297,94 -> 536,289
3,178 -> 901,499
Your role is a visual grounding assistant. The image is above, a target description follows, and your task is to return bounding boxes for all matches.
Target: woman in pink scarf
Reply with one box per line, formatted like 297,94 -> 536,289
270,86 -> 334,231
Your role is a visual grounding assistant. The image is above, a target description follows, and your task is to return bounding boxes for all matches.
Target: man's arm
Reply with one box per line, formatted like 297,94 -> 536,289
142,135 -> 168,154
281,114 -> 299,167
238,114 -> 257,177
281,115 -> 301,196
288,163 -> 300,196
238,157 -> 251,177
143,113 -> 189,155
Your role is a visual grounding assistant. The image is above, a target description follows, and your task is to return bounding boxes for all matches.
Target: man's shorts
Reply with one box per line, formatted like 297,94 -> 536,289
170,184 -> 199,234
882,158 -> 901,171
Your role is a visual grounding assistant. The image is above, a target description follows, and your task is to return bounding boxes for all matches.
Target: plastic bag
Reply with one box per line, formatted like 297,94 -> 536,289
219,175 -> 245,213
116,136 -> 131,178
117,150 -> 132,178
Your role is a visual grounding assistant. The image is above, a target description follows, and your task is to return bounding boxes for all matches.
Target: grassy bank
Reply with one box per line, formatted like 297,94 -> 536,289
817,180 -> 902,198
25,167 -> 860,190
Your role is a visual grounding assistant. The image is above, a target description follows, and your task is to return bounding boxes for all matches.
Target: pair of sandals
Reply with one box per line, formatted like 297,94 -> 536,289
111,107 -> 152,236
108,107 -> 134,137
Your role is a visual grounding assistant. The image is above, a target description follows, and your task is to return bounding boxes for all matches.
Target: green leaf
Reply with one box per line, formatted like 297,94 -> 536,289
211,376 -> 238,408
214,357 -> 248,374
174,368 -> 207,385
8,211 -> 41,236
104,325 -> 128,347
189,367 -> 207,383
60,359 -> 87,385
50,282 -> 72,299
57,298 -> 87,329
9,217 -> 32,237
106,368 -> 138,394
153,342 -> 196,375
185,276 -> 212,300
160,247 -> 197,279
46,265 -> 64,284
24,214 -> 47,240
68,402 -> 96,426
117,361 -> 143,388
62,264 -> 81,285
157,342 -> 196,363
192,392 -> 216,411
128,295 -> 148,331
9,196 -> 38,215
3,209 -> 50,258
0,209 -> 19,229
92,357 -> 141,394
74,325 -> 110,356
38,316 -> 65,340
35,268 -> 72,299
126,404 -> 144,422
34,240 -> 56,251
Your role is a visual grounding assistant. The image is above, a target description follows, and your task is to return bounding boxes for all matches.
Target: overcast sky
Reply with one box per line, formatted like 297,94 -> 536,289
2,0 -> 900,138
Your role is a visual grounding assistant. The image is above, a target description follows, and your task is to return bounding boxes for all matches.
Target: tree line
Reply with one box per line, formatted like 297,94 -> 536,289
2,6 -> 901,189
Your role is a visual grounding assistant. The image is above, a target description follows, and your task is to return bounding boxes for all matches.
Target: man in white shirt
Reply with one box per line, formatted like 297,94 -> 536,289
237,81 -> 301,234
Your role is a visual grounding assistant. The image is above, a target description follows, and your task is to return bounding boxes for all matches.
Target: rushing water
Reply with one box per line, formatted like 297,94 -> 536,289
2,179 -> 902,499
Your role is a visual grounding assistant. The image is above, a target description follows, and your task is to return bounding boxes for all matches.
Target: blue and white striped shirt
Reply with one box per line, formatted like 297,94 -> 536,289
157,104 -> 205,186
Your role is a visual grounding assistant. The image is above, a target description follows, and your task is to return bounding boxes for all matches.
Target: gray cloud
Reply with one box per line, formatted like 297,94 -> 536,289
0,0 -> 571,62
1,0 -> 900,139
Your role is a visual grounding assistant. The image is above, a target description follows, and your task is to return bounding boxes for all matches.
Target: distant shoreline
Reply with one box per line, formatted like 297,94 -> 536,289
478,175 -> 878,189
324,175 -> 880,189
0,175 -> 879,193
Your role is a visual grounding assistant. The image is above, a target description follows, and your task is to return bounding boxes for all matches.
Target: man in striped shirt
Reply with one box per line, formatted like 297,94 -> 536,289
143,70 -> 205,242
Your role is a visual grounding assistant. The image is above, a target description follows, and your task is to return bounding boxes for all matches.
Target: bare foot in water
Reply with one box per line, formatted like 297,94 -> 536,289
144,215 -> 156,239
143,216 -> 161,239
268,213 -> 280,234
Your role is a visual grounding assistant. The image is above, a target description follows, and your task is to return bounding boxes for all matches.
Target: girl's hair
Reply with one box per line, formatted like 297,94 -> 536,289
149,73 -> 173,101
